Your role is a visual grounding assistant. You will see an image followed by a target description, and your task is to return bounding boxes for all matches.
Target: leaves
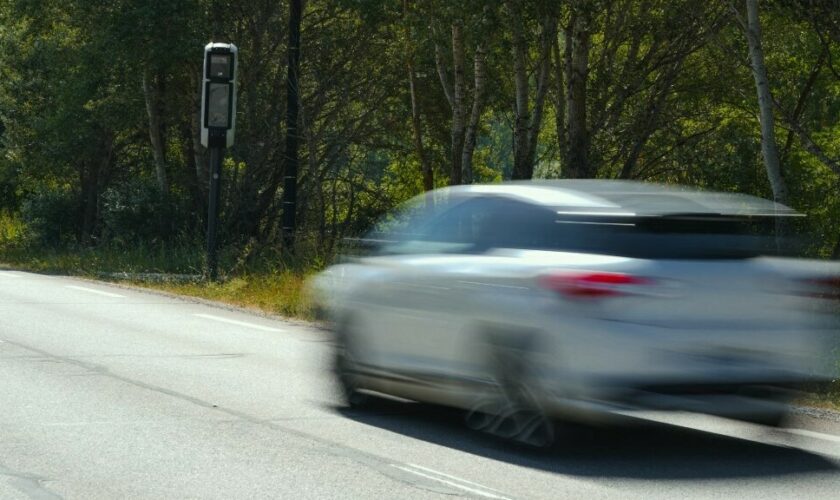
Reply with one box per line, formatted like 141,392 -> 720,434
0,0 -> 838,257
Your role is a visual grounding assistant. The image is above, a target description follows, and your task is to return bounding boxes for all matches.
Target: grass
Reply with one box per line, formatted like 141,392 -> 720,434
145,272 -> 314,319
0,242 -> 204,275
799,396 -> 840,412
798,381 -> 840,412
0,214 -> 315,319
0,242 -> 316,319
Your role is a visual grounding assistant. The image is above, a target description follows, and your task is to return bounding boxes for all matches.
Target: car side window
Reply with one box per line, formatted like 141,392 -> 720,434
371,195 -> 562,255
471,199 -> 560,251
374,196 -> 495,255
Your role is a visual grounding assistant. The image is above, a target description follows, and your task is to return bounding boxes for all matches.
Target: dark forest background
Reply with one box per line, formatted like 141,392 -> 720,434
2,0 -> 840,269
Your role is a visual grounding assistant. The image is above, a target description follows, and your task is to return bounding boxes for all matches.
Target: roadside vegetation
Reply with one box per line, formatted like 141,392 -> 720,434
0,213 -> 316,318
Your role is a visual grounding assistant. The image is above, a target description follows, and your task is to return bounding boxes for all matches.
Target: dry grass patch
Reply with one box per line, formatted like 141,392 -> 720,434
143,271 -> 313,319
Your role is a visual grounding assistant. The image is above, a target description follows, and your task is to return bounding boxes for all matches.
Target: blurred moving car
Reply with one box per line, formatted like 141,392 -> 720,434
310,181 -> 839,445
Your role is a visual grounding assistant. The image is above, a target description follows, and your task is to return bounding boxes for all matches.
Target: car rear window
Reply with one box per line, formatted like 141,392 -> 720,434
478,199 -> 798,259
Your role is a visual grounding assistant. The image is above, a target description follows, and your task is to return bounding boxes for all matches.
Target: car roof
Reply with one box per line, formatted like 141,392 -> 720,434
442,180 -> 800,218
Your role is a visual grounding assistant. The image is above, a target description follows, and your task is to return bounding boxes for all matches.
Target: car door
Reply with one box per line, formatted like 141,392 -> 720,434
343,189 -> 473,374
367,195 -> 538,383
392,197 -> 571,382
352,194 -> 501,380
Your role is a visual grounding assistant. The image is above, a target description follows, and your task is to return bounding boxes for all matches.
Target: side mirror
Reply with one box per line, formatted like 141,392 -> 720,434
339,237 -> 392,259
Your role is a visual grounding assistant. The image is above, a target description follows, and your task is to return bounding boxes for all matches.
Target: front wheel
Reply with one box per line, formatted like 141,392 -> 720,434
334,324 -> 370,408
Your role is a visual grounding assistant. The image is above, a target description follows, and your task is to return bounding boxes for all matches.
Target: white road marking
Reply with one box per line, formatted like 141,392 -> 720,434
786,428 -> 840,444
193,313 -> 285,333
391,464 -> 511,500
42,420 -> 168,427
406,464 -> 506,493
65,285 -> 125,298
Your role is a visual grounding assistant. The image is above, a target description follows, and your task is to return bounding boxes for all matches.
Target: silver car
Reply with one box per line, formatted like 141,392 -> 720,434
311,181 -> 839,445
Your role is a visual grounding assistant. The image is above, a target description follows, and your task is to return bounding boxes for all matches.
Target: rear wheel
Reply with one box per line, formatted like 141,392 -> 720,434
465,332 -> 556,448
743,410 -> 788,428
738,387 -> 793,427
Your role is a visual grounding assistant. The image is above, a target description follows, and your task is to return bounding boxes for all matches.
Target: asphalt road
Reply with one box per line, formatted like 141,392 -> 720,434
2,269 -> 840,499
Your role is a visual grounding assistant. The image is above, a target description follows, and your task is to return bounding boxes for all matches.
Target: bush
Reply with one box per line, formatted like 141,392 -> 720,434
0,210 -> 25,247
100,178 -> 197,245
20,188 -> 80,247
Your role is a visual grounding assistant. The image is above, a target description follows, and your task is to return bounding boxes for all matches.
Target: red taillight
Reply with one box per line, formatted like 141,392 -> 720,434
538,271 -> 653,299
805,277 -> 840,300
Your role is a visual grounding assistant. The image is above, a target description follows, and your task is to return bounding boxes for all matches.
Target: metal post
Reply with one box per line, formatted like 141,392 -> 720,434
281,0 -> 302,248
206,146 -> 223,280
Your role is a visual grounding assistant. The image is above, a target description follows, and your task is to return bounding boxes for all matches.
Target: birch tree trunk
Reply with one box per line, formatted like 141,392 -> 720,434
524,17 -> 556,176
436,23 -> 485,186
552,33 -> 566,161
408,63 -> 434,191
745,0 -> 788,205
142,69 -> 169,195
450,24 -> 466,185
461,45 -> 486,185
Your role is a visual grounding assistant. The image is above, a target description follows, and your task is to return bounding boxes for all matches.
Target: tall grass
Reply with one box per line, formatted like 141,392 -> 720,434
0,212 -> 318,319
0,240 -> 205,275
154,271 -> 315,319
0,211 -> 25,247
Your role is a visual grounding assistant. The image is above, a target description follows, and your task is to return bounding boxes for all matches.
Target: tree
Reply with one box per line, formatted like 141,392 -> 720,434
2,0 -> 840,260
564,3 -> 591,178
741,0 -> 789,205
281,0 -> 303,247
508,1 -> 555,180
434,19 -> 488,185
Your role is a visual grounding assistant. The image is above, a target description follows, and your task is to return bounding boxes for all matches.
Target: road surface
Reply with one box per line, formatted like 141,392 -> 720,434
2,269 -> 840,499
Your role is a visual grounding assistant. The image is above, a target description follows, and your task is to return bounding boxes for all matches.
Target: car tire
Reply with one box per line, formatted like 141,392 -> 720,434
334,320 -> 370,408
745,411 -> 788,428
466,330 -> 556,448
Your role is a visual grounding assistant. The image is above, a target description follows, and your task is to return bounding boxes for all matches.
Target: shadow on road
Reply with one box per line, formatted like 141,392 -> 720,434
335,396 -> 838,481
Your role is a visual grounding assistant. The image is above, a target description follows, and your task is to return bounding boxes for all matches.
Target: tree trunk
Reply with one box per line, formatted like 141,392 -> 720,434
524,16 -> 556,177
450,23 -> 466,185
409,63 -> 434,191
142,69 -> 168,195
79,163 -> 97,245
281,0 -> 302,247
510,2 -> 530,180
745,0 -> 788,205
552,31 -> 566,163
565,11 -> 591,179
404,0 -> 434,191
436,22 -> 485,186
461,45 -> 486,184
79,138 -> 112,245
190,71 -> 207,202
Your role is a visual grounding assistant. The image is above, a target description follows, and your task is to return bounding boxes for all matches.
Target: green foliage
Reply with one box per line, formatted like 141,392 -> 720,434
0,210 -> 24,246
20,187 -> 79,247
0,0 -> 839,265
99,178 -> 199,245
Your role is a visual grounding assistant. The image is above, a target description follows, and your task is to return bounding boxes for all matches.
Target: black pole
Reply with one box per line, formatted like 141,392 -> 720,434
207,146 -> 223,280
281,0 -> 302,249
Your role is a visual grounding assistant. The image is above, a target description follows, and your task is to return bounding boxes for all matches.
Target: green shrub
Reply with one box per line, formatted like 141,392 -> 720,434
0,210 -> 25,247
20,188 -> 79,247
100,178 -> 198,245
